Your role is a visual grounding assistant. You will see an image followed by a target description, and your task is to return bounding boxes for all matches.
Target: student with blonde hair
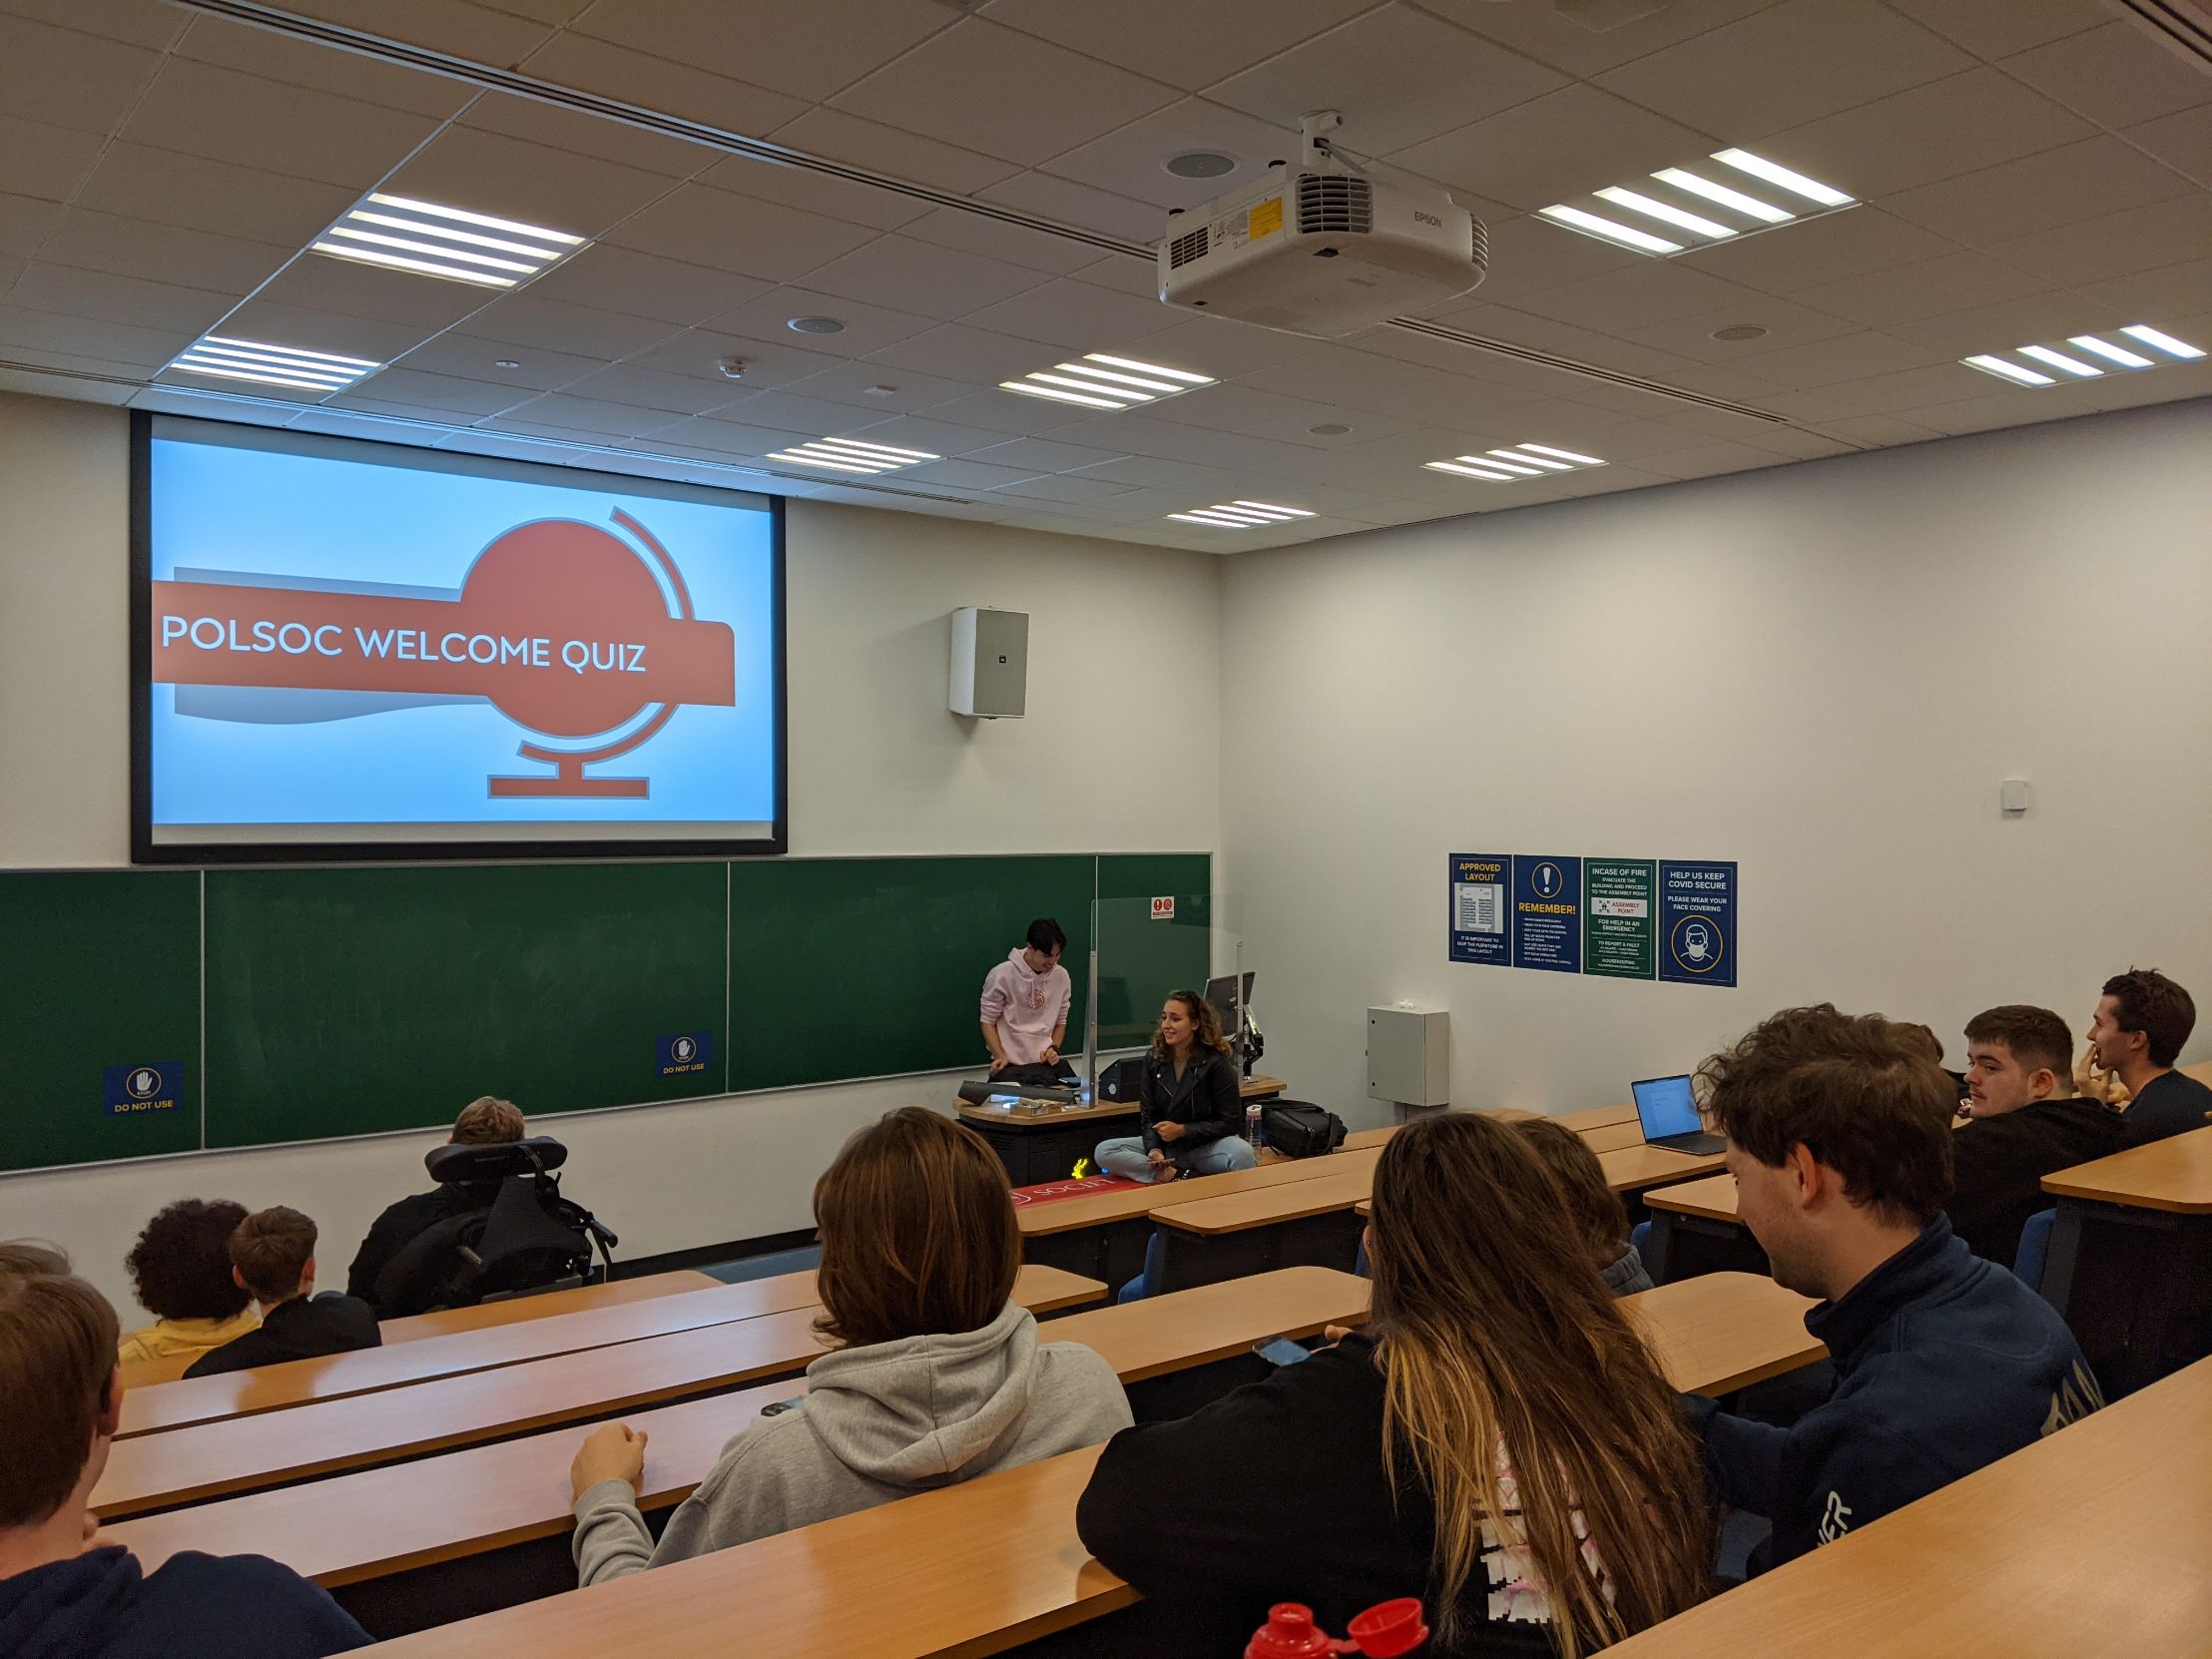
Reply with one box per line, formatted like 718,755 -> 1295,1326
1078,1111 -> 1711,1656
566,1108 -> 1130,1584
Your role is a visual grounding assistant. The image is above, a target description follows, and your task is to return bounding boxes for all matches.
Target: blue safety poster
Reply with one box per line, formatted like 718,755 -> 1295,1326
1447,853 -> 1511,965
104,1062 -> 184,1118
1511,855 -> 1583,973
1659,861 -> 1738,987
657,1031 -> 714,1078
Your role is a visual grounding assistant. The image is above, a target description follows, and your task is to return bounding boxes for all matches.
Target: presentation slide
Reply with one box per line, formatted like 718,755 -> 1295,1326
134,415 -> 784,858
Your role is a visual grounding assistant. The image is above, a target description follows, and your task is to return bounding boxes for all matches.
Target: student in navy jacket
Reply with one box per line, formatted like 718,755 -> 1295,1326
1684,1005 -> 2103,1573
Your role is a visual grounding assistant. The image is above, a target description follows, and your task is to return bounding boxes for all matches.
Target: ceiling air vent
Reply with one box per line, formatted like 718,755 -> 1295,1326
1167,225 -> 1211,270
1297,174 -> 1372,236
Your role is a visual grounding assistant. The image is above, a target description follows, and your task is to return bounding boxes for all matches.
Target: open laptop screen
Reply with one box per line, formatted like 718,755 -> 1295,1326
1632,1074 -> 1702,1140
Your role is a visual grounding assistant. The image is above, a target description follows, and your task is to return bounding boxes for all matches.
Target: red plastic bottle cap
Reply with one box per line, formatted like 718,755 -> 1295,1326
1247,1602 -> 1339,1659
1346,1598 -> 1429,1657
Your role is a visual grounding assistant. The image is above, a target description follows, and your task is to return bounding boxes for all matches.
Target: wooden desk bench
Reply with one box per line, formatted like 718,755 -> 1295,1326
379,1271 -> 722,1345
106,1269 -> 1371,1631
292,1272 -> 1823,1656
1604,1355 -> 2212,1657
91,1263 -> 1101,1521
1641,1175 -> 1765,1284
2041,1125 -> 2212,1395
121,1272 -> 845,1437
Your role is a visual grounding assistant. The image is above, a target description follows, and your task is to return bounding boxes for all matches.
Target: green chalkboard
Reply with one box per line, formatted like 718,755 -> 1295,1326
0,871 -> 203,1173
204,861 -> 729,1149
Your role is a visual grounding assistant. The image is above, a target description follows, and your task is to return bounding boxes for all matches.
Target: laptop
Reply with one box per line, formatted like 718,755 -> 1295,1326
1631,1073 -> 1726,1156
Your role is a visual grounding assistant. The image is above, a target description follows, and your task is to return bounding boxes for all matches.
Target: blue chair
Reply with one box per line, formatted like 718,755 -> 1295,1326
1631,1219 -> 1653,1261
2013,1207 -> 2058,1301
1117,1231 -> 1166,1304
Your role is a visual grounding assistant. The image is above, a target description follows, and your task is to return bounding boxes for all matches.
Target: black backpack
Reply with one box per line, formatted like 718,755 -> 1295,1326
1100,1057 -> 1147,1101
1260,1100 -> 1348,1159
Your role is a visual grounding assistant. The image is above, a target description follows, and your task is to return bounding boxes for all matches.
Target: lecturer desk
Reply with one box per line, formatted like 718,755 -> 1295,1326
960,1073 -> 1288,1185
1605,1355 -> 2212,1659
342,1273 -> 1823,1659
2041,1125 -> 2212,1396
90,1263 -> 1101,1521
109,1269 -> 1371,1636
1641,1174 -> 1765,1284
122,1271 -> 842,1437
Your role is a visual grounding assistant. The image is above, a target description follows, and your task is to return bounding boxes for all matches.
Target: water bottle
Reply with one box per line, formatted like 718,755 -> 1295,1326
1247,1101 -> 1265,1151
1245,1600 -> 1428,1658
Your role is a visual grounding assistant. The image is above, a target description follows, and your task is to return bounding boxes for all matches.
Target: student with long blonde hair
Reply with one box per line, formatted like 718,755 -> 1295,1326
1077,1111 -> 1711,1656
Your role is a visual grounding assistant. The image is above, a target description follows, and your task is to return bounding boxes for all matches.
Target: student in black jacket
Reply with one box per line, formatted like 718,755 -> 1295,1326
1077,1112 -> 1713,1658
0,1243 -> 368,1659
1686,1005 -> 2103,1574
1949,1005 -> 2123,1266
347,1096 -> 527,1313
2087,968 -> 2212,1147
1092,991 -> 1253,1183
185,1208 -> 379,1380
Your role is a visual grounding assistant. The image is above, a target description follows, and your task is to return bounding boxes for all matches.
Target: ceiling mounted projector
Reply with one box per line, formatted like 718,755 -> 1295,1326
1156,111 -> 1487,338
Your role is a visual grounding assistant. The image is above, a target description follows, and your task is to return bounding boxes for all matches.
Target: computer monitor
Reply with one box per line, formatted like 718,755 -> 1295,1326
1204,971 -> 1254,1039
1631,1074 -> 1701,1140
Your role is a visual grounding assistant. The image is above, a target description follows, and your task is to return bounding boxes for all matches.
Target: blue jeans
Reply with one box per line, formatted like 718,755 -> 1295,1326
1094,1135 -> 1257,1183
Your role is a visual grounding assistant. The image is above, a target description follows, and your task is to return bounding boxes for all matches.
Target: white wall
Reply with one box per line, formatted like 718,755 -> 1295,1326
1221,400 -> 2212,1127
0,391 -> 1224,1317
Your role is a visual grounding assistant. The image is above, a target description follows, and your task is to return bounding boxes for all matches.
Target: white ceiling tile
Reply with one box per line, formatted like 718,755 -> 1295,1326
2079,258 -> 2212,322
831,18 -> 1178,166
1673,208 -> 1960,293
1238,405 -> 1422,448
1634,439 -> 1797,480
120,57 -> 444,192
974,171 -> 1163,242
721,387 -> 938,439
1128,313 -> 1325,378
861,321 -> 1079,383
1758,66 -> 2094,201
393,331 -> 605,389
518,31 -> 809,139
1883,137 -> 2194,249
211,298 -> 439,362
1507,260 -> 1761,332
624,326 -> 848,388
0,193 -> 59,258
803,236 -> 1053,318
491,390 -> 683,437
778,358 -> 978,413
386,125 -> 683,242
242,0 -> 556,64
1814,412 -> 1947,446
1888,385 -> 2094,435
71,142 -> 357,248
990,472 -> 1140,503
1790,250 -> 2050,328
1617,292 -> 1863,363
173,13 -> 474,119
325,366 -> 535,418
0,13 -> 163,134
897,206 -> 1102,276
0,363 -> 134,402
957,276 -> 1177,348
129,384 -> 299,421
766,107 -> 1022,197
1390,85 -> 1720,215
1038,98 -> 1298,212
842,454 -> 1029,490
0,302 -> 193,367
0,113 -> 108,203
557,361 -> 754,416
1727,328 -> 1950,387
456,91 -> 718,180
1067,254 -> 1160,296
570,0 -> 954,103
453,292 -> 685,360
3,0 -> 187,49
1884,0 -> 2110,62
1758,360 -> 1989,419
251,254 -> 501,331
2125,106 -> 2212,190
1468,214 -> 1645,306
1596,0 -> 1975,140
702,284 -> 941,357
35,210 -> 288,294
603,182 -> 882,282
1206,4 -> 1567,155
822,413 -> 1012,457
1064,452 -> 1218,486
2001,20 -> 2212,130
1985,195 -> 2212,289
963,435 -> 1125,473
1237,343 -> 1554,426
1138,381 -> 1337,435
697,157 -> 933,234
523,244 -> 772,326
7,263 -> 236,334
632,415 -> 818,457
1887,291 -> 2136,358
983,0 -> 1372,91
289,405 -> 461,442
903,386 -> 1098,437
1419,0 -> 1781,79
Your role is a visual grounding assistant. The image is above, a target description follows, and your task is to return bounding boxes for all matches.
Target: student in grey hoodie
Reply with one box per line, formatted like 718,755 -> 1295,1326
1511,1116 -> 1655,1296
567,1108 -> 1132,1583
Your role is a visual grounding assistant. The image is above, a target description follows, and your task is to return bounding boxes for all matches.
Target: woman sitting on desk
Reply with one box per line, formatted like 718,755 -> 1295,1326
1094,991 -> 1255,1183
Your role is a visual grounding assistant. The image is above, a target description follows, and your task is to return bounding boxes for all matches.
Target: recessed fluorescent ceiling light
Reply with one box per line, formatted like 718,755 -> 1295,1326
1002,352 -> 1214,409
312,192 -> 586,288
162,334 -> 381,393
1962,323 -> 2204,387
1168,500 -> 1316,527
1423,442 -> 1606,482
1540,148 -> 1853,259
765,436 -> 941,475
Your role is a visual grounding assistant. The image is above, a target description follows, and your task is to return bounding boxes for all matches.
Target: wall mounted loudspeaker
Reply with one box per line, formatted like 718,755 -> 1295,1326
949,607 -> 1028,719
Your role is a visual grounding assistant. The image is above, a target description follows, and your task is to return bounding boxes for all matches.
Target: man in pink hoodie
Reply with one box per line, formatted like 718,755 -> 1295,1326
980,919 -> 1072,1077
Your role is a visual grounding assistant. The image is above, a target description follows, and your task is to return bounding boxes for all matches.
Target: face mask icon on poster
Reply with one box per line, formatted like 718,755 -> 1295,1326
1682,921 -> 1712,963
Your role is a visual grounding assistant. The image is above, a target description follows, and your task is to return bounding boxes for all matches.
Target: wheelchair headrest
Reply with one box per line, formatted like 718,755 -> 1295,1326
425,1134 -> 568,1185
